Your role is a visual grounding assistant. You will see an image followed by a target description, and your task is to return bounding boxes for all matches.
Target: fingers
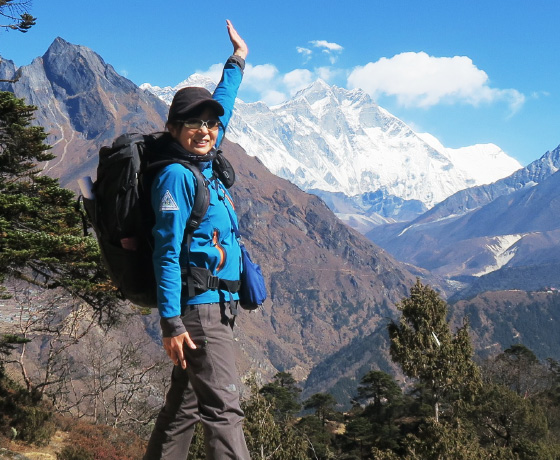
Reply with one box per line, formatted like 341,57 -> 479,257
184,333 -> 197,351
175,343 -> 187,369
163,339 -> 180,366
163,333 -> 197,370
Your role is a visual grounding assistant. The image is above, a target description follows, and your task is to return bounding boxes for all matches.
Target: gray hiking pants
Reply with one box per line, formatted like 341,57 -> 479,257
143,302 -> 250,460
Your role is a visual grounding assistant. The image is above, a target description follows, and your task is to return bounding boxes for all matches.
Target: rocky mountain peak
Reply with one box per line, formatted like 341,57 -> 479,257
1,38 -> 169,186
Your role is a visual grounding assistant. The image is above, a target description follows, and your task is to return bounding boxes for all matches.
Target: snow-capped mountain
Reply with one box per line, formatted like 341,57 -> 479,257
366,147 -> 560,299
140,75 -> 216,103
142,76 -> 521,222
417,133 -> 521,187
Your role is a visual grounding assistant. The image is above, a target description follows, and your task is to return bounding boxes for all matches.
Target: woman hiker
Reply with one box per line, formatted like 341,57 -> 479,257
143,20 -> 251,460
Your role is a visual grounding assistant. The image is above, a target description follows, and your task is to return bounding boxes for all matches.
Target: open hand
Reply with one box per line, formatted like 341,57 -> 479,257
227,19 -> 248,60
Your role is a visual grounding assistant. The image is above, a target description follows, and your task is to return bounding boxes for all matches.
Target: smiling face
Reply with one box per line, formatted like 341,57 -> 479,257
168,108 -> 219,156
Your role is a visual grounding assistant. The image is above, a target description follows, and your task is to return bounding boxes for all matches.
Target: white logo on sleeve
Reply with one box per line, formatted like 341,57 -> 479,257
160,190 -> 179,211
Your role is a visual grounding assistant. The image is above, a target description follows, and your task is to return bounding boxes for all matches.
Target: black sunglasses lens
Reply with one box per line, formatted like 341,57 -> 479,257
184,119 -> 202,129
183,119 -> 220,130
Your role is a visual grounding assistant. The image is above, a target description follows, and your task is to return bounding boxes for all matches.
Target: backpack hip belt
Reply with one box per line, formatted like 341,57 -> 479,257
182,266 -> 241,296
182,266 -> 241,316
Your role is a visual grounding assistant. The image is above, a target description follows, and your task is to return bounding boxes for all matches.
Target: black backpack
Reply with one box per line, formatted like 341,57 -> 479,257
81,131 -> 267,312
81,132 -> 215,309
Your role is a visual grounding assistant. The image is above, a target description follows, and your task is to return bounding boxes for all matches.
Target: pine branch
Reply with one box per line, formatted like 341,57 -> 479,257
0,67 -> 22,83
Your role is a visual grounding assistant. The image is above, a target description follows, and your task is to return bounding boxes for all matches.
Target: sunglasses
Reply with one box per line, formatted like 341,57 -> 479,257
182,118 -> 221,131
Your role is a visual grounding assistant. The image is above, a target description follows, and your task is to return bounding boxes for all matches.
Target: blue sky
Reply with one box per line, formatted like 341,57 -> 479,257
2,0 -> 559,166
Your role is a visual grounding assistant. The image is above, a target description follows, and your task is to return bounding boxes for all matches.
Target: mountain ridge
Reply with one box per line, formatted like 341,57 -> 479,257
0,37 -> 169,190
366,147 -> 560,298
142,68 -> 522,224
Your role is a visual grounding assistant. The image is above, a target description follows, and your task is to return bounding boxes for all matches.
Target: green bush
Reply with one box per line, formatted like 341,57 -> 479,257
0,373 -> 56,446
12,402 -> 56,446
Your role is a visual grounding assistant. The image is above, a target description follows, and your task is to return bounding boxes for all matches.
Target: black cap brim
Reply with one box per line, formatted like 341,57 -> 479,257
168,87 -> 225,122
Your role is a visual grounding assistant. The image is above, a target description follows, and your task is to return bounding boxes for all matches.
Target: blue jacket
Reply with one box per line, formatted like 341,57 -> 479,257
151,58 -> 244,337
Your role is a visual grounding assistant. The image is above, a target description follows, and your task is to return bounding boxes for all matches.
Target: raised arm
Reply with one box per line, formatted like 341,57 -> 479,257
213,20 -> 249,144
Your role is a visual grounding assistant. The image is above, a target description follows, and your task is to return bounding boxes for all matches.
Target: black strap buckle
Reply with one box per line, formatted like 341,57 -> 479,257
207,275 -> 220,290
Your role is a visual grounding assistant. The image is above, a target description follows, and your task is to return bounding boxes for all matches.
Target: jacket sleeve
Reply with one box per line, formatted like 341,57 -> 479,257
151,164 -> 196,337
213,56 -> 245,146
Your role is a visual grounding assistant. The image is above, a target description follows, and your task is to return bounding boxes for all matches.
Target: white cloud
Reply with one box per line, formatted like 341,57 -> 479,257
239,63 -> 337,104
297,40 -> 344,64
243,63 -> 279,90
194,51 -> 523,115
315,66 -> 344,83
260,89 -> 287,106
197,63 -> 223,83
310,40 -> 344,52
283,69 -> 314,96
347,52 -> 525,112
297,46 -> 312,63
243,63 -> 288,104
531,90 -> 550,99
195,62 -> 290,105
311,40 -> 343,64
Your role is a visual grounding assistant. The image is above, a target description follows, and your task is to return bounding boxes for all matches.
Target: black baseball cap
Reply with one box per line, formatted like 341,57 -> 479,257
167,87 -> 225,122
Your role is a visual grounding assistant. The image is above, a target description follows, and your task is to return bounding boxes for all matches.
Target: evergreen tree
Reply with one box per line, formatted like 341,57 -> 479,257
357,370 -> 402,415
351,370 -> 405,453
259,371 -> 302,421
0,92 -> 121,325
387,279 -> 481,422
296,415 -> 334,460
304,392 -> 338,426
298,393 -> 342,459
401,418 -> 510,460
242,374 -> 308,460
475,347 -> 560,458
486,344 -> 547,397
343,415 -> 374,455
470,383 -> 555,458
541,359 -> 560,443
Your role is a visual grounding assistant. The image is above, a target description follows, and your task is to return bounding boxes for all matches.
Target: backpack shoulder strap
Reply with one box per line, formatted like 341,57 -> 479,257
176,161 -> 210,233
144,159 -> 211,299
144,159 -> 210,234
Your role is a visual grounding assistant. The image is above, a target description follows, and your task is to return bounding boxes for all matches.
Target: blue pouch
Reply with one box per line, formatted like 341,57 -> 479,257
239,243 -> 267,310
